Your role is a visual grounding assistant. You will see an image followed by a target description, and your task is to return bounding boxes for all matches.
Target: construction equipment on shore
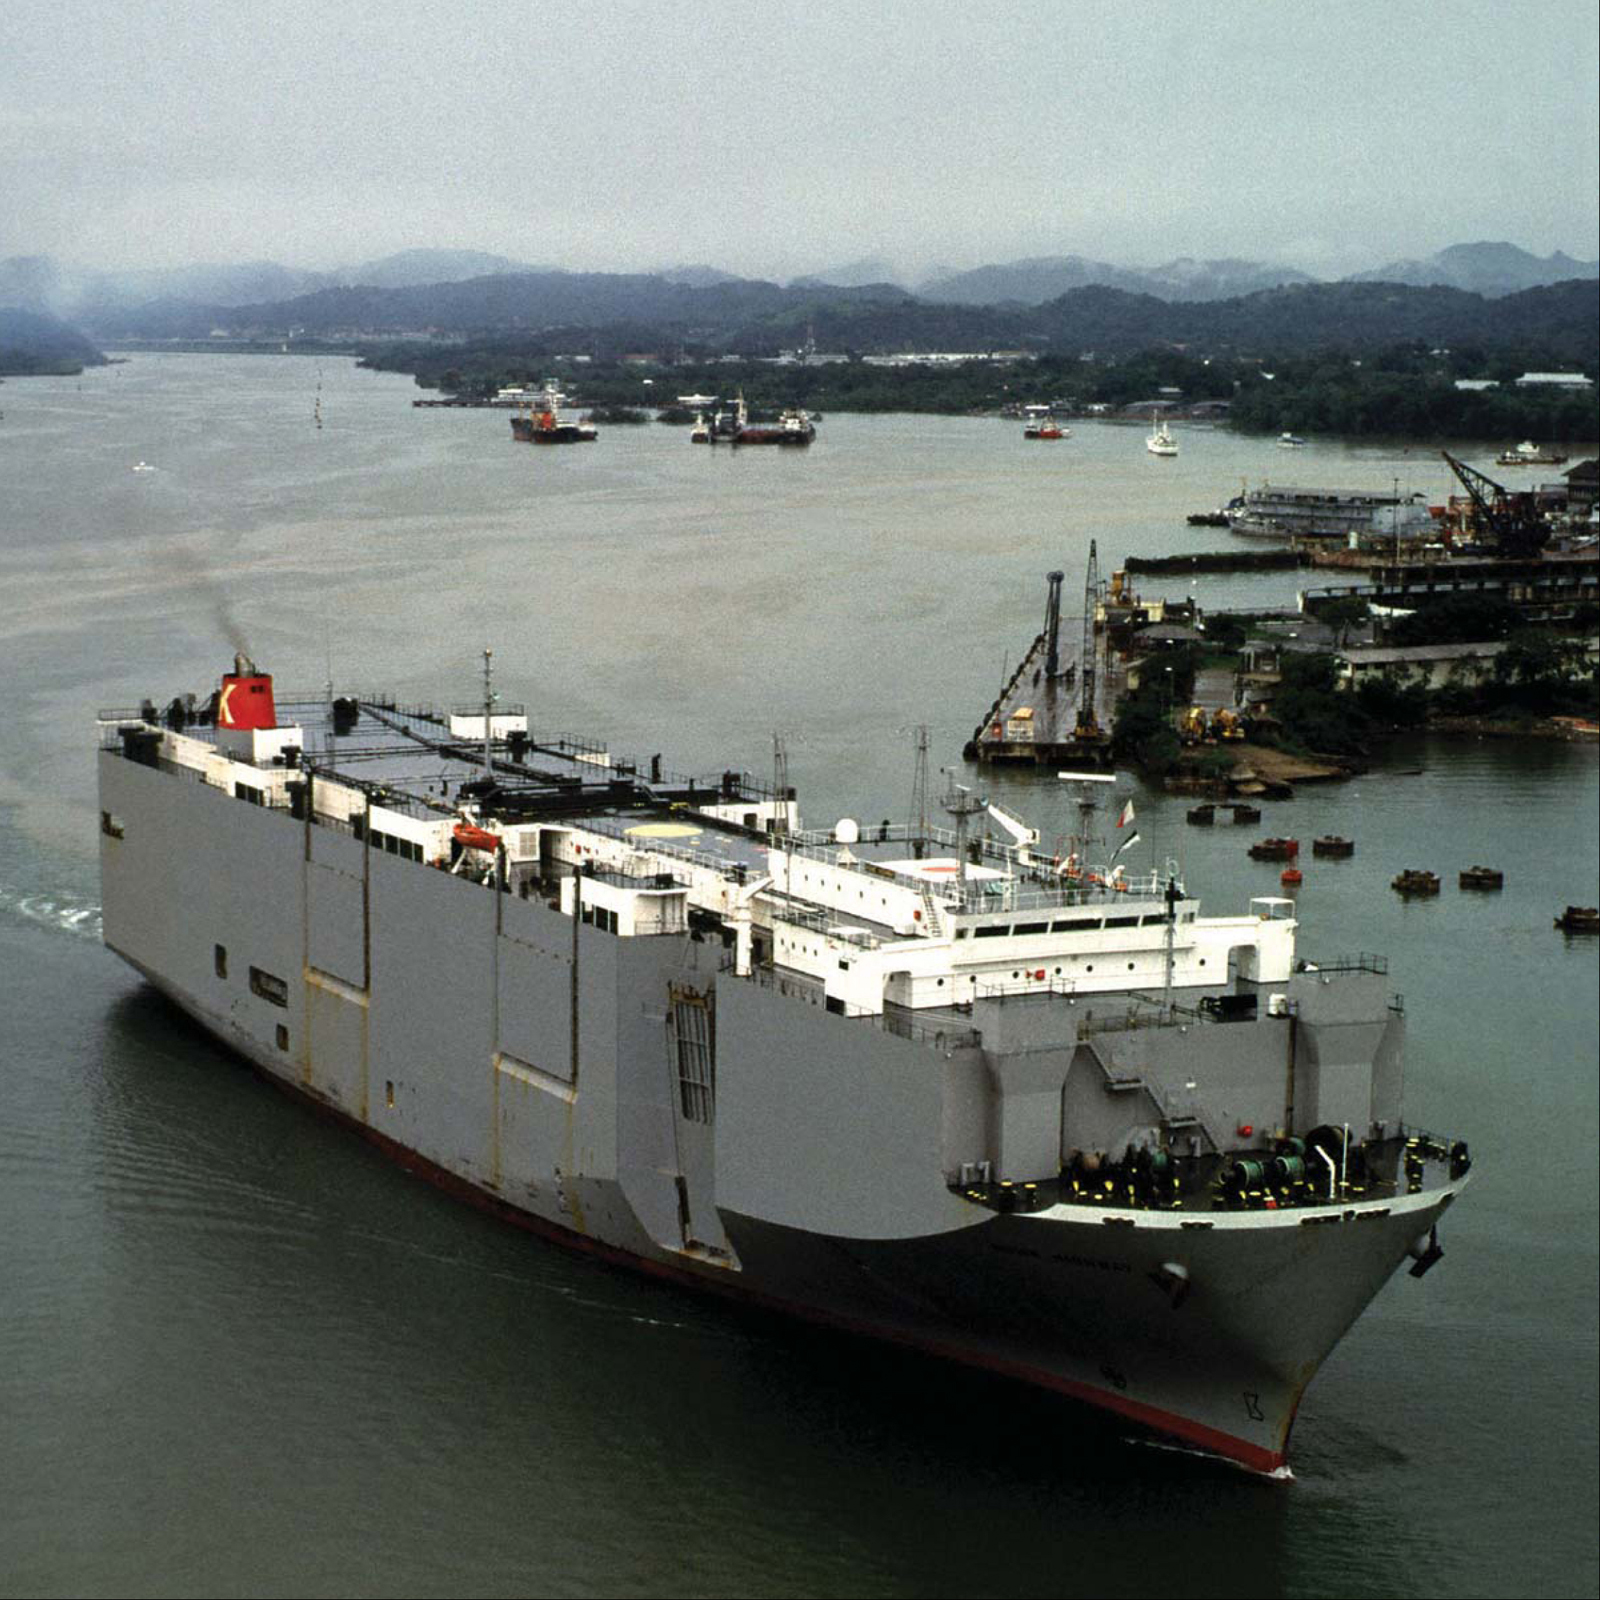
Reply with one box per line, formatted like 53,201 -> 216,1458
1441,453 -> 1547,559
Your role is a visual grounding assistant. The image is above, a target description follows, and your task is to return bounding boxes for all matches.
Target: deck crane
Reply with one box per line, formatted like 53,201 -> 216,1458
1442,452 -> 1547,559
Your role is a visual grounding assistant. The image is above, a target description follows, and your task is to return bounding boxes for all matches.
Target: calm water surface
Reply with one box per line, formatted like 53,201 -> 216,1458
1,357 -> 1595,1598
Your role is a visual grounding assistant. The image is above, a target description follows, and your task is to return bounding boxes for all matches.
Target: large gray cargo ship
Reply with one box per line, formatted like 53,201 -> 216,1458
97,656 -> 1470,1475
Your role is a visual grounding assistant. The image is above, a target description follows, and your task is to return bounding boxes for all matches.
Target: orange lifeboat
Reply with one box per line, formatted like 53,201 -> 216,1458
453,822 -> 501,853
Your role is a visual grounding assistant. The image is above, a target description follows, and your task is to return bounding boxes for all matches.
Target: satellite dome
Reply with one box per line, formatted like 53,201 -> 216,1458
834,817 -> 860,845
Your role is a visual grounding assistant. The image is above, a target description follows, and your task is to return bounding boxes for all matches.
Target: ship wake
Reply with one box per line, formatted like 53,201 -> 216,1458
0,884 -> 103,942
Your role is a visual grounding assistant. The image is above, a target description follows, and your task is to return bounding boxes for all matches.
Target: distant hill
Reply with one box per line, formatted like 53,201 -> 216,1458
920,254 -> 1317,305
2,249 -> 545,319
0,256 -> 336,317
789,257 -> 908,291
83,270 -> 805,341
0,307 -> 107,375
656,264 -> 747,287
921,254 -> 1152,305
341,248 -> 545,288
1348,240 -> 1599,297
76,266 -> 1598,367
1029,278 -> 1599,359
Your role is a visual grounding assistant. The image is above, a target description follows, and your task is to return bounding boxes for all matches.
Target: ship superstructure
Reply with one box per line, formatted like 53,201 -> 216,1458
97,657 -> 1470,1474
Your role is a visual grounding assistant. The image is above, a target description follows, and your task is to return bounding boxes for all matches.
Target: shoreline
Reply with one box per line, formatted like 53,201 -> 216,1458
1159,714 -> 1597,798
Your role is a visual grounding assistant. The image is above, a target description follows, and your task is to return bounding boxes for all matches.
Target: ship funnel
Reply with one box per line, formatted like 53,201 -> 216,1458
219,661 -> 278,730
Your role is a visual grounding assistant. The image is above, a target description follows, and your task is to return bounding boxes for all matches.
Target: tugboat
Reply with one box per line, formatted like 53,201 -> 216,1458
1024,419 -> 1068,440
1312,836 -> 1355,859
1554,906 -> 1598,932
1458,866 -> 1504,891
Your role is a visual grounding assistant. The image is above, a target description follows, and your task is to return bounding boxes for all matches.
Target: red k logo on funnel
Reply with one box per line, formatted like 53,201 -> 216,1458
218,672 -> 277,729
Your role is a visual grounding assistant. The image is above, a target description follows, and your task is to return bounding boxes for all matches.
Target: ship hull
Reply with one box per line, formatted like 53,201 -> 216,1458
113,952 -> 1455,1475
510,419 -> 596,443
97,735 -> 1464,1476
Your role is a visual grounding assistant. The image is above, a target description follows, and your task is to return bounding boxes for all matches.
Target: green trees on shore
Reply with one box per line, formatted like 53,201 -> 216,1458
361,336 -> 1596,442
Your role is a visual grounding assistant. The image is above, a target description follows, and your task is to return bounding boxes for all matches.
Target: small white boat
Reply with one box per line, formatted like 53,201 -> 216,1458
131,461 -> 156,473
1146,415 -> 1178,456
1277,432 -> 1307,448
1496,440 -> 1567,467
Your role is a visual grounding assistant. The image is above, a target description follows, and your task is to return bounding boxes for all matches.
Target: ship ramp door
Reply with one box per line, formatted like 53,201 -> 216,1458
664,984 -> 733,1261
306,828 -> 366,989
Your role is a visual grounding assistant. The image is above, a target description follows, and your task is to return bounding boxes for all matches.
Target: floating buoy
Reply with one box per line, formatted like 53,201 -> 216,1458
1281,867 -> 1302,886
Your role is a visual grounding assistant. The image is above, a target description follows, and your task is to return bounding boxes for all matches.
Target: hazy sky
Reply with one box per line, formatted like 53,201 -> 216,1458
4,0 -> 1597,281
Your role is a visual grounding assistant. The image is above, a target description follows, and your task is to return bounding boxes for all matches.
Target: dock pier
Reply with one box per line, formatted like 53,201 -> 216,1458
966,556 -> 1119,769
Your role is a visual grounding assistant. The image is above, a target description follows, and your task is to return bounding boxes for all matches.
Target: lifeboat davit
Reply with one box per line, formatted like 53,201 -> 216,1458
453,822 -> 501,853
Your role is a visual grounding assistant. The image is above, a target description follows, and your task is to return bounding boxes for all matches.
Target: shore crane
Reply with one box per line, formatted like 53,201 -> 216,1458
1442,452 -> 1547,559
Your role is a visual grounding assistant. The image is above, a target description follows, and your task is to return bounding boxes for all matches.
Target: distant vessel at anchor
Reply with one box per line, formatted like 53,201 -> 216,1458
1146,415 -> 1178,456
510,381 -> 598,444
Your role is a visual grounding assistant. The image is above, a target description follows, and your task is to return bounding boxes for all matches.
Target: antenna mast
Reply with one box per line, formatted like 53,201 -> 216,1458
908,724 -> 930,841
772,733 -> 790,837
940,773 -> 985,887
481,649 -> 496,783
